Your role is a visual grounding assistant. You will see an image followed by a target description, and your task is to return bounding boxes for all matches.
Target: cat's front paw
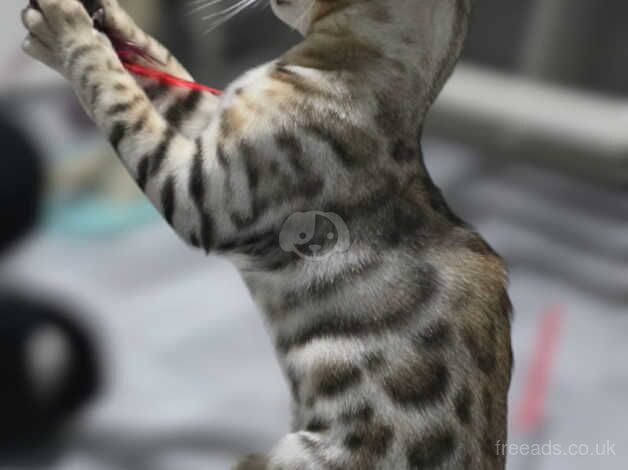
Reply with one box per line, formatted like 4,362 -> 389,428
22,0 -> 110,77
21,6 -> 63,73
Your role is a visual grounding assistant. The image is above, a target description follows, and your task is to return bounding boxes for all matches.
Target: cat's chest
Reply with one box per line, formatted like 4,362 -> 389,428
220,61 -> 277,107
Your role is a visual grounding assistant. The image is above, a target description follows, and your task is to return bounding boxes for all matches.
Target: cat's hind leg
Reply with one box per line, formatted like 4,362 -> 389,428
235,432 -> 334,470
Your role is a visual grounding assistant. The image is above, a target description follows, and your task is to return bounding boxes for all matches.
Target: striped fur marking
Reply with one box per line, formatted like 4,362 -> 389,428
161,175 -> 176,226
310,361 -> 362,400
165,89 -> 202,129
382,358 -> 450,409
407,430 -> 457,469
277,263 -> 440,352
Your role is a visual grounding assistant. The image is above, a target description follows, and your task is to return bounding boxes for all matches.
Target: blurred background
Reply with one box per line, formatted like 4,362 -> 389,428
0,0 -> 626,469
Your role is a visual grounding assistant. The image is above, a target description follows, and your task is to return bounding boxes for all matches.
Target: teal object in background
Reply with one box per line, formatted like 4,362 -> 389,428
45,196 -> 159,238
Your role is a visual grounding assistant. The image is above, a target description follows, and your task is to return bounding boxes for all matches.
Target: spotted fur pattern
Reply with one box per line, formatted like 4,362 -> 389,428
22,0 -> 512,468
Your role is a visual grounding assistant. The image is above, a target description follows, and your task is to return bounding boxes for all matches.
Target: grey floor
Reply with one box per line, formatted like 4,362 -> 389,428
2,138 -> 627,470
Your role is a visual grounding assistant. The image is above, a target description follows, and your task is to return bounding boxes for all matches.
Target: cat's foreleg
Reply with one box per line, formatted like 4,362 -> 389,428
22,0 -> 219,139
22,0 -> 223,250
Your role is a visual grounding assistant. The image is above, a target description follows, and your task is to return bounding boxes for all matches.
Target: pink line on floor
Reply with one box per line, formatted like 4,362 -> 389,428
513,306 -> 564,434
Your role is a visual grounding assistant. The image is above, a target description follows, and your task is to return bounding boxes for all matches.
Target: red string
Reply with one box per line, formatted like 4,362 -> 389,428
513,305 -> 564,434
122,62 -> 223,96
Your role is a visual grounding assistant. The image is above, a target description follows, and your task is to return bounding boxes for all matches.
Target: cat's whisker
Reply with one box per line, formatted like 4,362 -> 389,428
202,0 -> 260,34
202,0 -> 248,21
186,0 -> 229,15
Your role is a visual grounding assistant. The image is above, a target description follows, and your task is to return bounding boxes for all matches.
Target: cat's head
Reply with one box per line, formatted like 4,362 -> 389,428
271,0 -> 471,39
272,0 -> 471,108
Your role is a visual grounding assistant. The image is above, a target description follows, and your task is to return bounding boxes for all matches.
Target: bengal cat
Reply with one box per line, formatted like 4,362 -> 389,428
21,0 -> 513,468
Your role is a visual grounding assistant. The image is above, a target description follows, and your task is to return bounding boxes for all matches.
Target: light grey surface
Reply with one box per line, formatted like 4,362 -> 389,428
428,64 -> 628,185
3,138 -> 627,469
6,229 -> 289,469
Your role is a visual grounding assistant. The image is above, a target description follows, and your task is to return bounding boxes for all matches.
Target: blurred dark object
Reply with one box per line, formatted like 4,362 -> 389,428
0,291 -> 100,454
159,0 -> 198,75
223,9 -> 298,73
0,115 -> 44,255
463,0 -> 532,70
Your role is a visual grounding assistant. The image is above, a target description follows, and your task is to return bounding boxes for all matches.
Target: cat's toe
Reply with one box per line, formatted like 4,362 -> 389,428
37,0 -> 92,36
22,7 -> 56,46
